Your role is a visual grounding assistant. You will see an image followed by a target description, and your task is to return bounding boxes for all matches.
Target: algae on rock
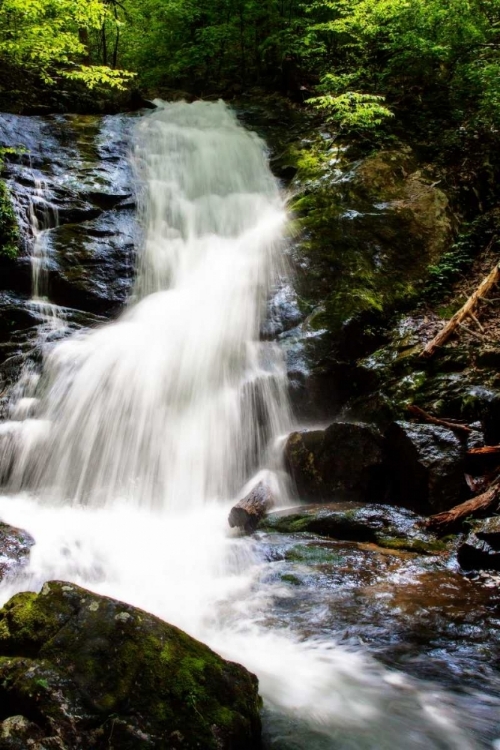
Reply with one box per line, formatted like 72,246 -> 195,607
0,581 -> 262,750
290,139 -> 453,338
0,181 -> 19,259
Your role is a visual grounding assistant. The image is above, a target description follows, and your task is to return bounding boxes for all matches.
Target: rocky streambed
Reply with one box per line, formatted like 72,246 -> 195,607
0,103 -> 499,748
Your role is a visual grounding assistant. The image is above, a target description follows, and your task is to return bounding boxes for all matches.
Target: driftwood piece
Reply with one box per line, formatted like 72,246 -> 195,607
468,445 -> 500,455
228,482 -> 275,533
425,478 -> 500,533
407,404 -> 472,434
422,259 -> 500,357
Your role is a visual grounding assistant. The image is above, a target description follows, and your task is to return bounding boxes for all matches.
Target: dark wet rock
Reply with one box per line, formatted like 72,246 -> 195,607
0,715 -> 56,750
261,280 -> 302,340
385,421 -> 467,514
280,138 -> 454,421
284,421 -> 385,501
458,517 -> 500,571
476,347 -> 500,369
259,502 -> 445,554
46,211 -> 136,313
0,112 -> 139,334
0,293 -> 39,343
0,581 -> 261,750
461,386 -> 500,445
0,522 -> 34,582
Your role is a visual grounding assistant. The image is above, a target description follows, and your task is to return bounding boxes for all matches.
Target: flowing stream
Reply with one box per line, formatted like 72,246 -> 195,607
0,101 -> 497,748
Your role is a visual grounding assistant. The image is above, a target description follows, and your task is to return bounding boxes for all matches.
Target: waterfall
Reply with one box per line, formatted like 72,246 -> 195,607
0,102 -> 484,749
5,101 -> 291,508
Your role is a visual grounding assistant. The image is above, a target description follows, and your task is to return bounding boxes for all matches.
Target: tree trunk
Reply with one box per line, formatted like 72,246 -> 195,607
228,482 -> 275,533
425,478 -> 500,533
422,259 -> 500,357
407,404 -> 472,435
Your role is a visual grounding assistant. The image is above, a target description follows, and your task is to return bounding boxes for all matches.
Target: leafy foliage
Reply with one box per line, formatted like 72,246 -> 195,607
0,0 -> 133,89
307,91 -> 392,131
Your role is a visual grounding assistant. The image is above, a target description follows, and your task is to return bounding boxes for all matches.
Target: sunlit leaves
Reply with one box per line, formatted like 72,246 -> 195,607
0,0 -> 133,88
308,91 -> 393,130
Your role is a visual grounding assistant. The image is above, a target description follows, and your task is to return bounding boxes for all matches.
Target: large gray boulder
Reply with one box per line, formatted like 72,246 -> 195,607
385,421 -> 466,513
0,581 -> 262,750
284,421 -> 385,502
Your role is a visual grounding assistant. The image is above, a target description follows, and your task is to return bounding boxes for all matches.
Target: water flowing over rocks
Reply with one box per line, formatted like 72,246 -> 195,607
0,100 -> 499,749
259,502 -> 445,554
0,112 -> 139,399
0,581 -> 262,750
0,523 -> 34,584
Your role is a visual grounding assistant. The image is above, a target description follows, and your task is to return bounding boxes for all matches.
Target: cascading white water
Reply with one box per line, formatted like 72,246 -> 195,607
27,175 -> 64,327
6,101 -> 291,508
0,101 -> 490,749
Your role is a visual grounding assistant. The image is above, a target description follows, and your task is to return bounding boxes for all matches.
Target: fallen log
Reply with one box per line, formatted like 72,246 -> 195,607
407,404 -> 472,435
228,482 -> 275,533
422,258 -> 500,357
425,477 -> 500,534
468,445 -> 500,455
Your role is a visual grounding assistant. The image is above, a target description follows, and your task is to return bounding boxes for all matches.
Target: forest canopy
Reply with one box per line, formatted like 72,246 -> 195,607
0,0 -> 499,134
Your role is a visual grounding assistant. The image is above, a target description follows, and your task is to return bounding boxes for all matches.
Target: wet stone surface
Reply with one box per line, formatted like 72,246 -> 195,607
0,522 -> 34,582
254,522 -> 500,694
0,112 -> 141,397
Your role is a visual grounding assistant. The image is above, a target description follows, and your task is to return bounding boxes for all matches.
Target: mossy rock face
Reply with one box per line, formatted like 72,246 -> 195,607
259,502 -> 445,555
0,581 -> 262,750
351,312 -> 500,430
290,141 -> 453,340
0,181 -> 19,260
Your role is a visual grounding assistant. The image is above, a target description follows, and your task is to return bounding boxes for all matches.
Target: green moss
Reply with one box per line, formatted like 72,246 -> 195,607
290,138 -> 452,337
376,536 -> 448,554
258,513 -> 311,533
0,180 -> 19,259
280,573 -> 302,586
0,582 -> 262,749
285,544 -> 342,564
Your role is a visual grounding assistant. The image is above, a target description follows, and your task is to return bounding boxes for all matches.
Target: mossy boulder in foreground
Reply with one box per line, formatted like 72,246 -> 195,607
0,581 -> 262,749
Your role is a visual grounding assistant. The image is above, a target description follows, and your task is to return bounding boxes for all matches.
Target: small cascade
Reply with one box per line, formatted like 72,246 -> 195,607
0,102 -> 493,749
26,175 -> 64,328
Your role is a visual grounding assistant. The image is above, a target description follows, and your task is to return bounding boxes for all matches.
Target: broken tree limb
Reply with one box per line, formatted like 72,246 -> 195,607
228,482 -> 275,533
425,477 -> 500,533
457,322 -> 485,342
468,312 -> 485,333
468,445 -> 500,455
422,259 -> 500,357
407,404 -> 472,434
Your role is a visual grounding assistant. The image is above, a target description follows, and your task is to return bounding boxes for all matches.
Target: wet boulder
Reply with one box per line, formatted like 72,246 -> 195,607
0,581 -> 262,750
457,517 -> 500,571
46,211 -> 136,313
461,386 -> 500,445
259,502 -> 445,554
385,421 -> 466,514
0,522 -> 34,583
284,421 -> 385,501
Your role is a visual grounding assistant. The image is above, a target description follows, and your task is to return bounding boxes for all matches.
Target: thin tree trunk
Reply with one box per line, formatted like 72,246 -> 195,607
425,478 -> 500,533
422,256 -> 499,357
